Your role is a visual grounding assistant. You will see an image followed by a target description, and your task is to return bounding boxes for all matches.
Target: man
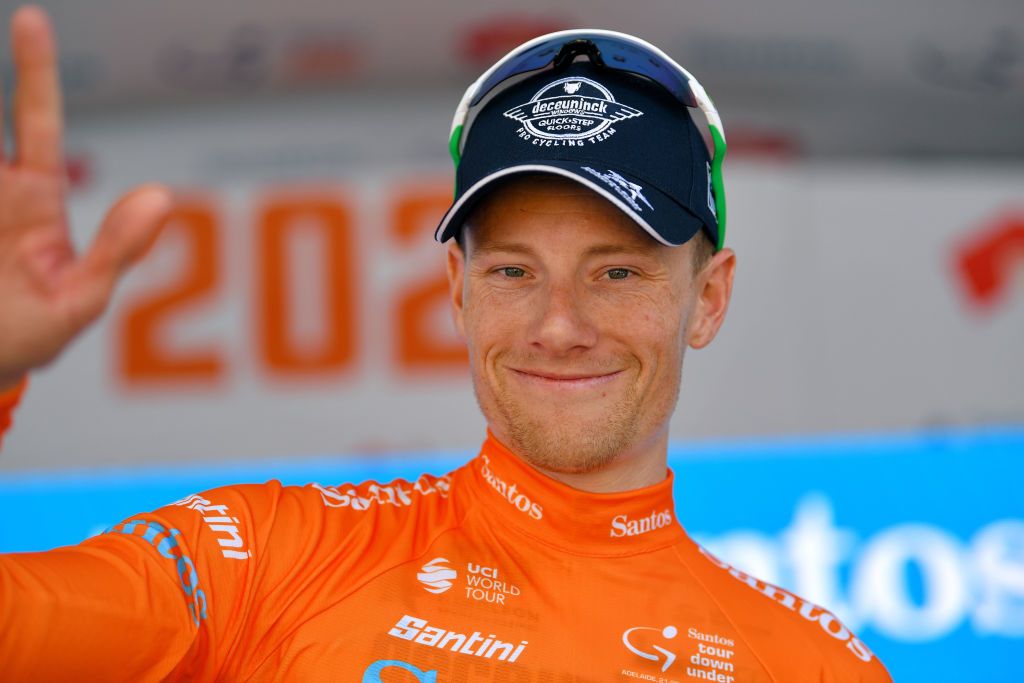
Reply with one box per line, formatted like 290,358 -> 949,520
0,6 -> 892,682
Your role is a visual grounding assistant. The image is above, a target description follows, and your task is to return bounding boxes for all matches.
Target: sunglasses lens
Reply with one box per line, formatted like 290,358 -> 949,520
591,38 -> 697,107
471,43 -> 562,106
470,33 -> 698,109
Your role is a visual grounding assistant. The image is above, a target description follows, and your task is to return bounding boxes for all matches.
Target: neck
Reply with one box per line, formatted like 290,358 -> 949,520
489,426 -> 671,494
470,431 -> 683,555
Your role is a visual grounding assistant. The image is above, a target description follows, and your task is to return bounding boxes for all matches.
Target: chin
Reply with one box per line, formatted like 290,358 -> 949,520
496,402 -> 642,474
472,365 -> 677,474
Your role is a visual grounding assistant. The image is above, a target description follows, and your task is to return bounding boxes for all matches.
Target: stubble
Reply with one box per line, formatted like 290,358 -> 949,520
473,361 -> 680,474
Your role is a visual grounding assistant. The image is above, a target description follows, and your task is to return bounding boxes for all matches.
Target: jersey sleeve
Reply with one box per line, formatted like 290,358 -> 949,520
679,541 -> 893,682
0,378 -> 26,449
0,480 -> 297,681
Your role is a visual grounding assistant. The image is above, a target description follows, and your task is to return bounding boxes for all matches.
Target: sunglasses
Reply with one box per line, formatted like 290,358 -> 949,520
448,29 -> 728,248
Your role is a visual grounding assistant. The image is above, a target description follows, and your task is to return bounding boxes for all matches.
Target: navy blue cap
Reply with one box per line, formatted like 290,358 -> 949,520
435,61 -> 719,247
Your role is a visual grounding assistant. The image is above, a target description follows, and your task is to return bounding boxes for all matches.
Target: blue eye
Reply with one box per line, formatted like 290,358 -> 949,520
501,267 -> 526,278
606,268 -> 631,280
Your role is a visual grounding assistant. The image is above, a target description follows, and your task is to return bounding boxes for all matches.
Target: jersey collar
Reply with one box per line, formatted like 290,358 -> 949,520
465,431 -> 685,556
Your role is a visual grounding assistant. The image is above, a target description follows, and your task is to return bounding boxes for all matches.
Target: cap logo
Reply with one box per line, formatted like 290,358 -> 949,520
503,76 -> 644,147
706,162 -> 717,217
582,167 -> 654,213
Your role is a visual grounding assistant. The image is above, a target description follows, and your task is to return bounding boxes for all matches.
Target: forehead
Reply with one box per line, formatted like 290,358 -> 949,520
462,174 -> 665,254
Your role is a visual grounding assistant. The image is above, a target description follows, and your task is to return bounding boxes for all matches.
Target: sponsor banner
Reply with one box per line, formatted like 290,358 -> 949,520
0,427 -> 1021,682
16,1 -> 1024,156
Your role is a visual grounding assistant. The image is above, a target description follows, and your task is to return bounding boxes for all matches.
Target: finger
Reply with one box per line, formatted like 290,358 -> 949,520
11,5 -> 63,172
0,64 -> 5,162
63,185 -> 174,330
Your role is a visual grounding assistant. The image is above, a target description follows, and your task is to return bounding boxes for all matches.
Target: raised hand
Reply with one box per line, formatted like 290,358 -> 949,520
0,5 -> 172,389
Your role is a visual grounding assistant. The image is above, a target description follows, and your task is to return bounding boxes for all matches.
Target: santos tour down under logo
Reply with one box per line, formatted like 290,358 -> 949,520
623,625 -> 678,673
504,77 -> 644,145
418,557 -> 457,594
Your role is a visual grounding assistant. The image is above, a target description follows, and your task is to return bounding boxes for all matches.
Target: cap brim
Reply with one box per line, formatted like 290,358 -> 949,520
434,162 -> 706,247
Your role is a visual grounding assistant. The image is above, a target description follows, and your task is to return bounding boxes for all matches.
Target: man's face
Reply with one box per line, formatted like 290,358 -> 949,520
446,175 -> 733,474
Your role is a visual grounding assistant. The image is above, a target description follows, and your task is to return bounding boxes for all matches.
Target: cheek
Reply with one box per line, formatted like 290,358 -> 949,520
629,322 -> 687,370
600,291 -> 687,350
464,284 -> 536,336
462,292 -> 522,364
627,313 -> 688,401
633,322 -> 689,400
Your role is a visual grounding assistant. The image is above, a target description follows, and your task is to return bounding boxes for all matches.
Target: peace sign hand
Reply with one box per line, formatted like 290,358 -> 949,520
0,6 -> 172,389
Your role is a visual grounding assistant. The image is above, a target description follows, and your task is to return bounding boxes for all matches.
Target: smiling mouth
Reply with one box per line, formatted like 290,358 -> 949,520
509,368 -> 624,389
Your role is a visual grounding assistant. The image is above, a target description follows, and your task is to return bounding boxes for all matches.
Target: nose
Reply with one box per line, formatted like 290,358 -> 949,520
526,279 -> 599,355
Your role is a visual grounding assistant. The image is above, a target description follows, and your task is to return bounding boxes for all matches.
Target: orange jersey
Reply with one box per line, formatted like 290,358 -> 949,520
0,378 -> 25,449
0,430 -> 892,682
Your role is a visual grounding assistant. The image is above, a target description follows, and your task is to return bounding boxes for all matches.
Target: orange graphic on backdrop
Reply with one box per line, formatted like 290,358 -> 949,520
953,211 -> 1024,312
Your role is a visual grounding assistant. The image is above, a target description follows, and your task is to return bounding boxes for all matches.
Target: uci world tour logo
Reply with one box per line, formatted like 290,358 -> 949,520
504,76 -> 643,146
418,558 -> 457,594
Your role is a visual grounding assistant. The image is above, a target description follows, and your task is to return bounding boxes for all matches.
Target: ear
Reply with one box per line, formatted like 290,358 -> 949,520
446,241 -> 467,339
686,247 -> 736,349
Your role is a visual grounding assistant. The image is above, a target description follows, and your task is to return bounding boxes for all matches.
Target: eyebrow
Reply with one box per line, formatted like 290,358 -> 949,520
471,241 -> 659,260
581,243 -> 661,259
470,242 -> 539,258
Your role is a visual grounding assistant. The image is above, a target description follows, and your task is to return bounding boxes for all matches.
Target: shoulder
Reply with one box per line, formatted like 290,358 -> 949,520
129,465 -> 468,572
677,539 -> 893,682
298,468 -> 463,544
305,470 -> 455,517
242,466 -> 466,551
163,468 -> 460,527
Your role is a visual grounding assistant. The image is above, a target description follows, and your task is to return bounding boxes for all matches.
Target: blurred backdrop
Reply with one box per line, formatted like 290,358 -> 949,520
0,0 -> 1022,681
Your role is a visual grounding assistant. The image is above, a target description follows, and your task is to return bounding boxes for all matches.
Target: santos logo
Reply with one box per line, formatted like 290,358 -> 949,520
480,454 -> 543,520
611,509 -> 674,538
418,558 -> 456,594
698,493 -> 1024,645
